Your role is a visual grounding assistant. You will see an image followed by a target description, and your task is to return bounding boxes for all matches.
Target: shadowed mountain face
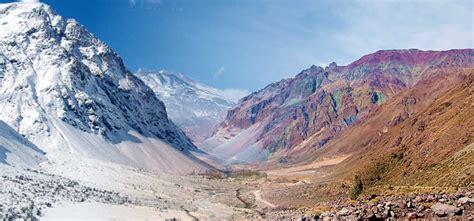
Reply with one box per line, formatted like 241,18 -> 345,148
205,49 -> 474,164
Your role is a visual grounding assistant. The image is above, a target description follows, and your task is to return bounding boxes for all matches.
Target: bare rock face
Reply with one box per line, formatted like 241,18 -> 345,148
205,49 -> 474,163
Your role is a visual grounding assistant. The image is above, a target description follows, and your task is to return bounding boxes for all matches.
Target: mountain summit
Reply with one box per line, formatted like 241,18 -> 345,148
0,2 -> 210,173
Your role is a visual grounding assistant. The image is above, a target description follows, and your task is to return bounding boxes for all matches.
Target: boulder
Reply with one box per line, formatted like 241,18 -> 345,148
431,203 -> 462,217
320,211 -> 333,217
414,195 -> 425,203
337,207 -> 350,216
458,197 -> 473,205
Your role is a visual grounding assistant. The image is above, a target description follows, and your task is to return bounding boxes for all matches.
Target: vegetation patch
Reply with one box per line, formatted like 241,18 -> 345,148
203,170 -> 267,180
349,174 -> 364,200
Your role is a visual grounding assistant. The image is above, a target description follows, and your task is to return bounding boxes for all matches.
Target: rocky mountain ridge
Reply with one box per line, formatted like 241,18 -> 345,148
205,49 -> 474,164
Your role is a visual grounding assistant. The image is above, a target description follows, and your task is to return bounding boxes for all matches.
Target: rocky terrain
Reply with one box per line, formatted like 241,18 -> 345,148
313,68 -> 474,188
234,68 -> 473,220
0,156 -> 259,220
199,64 -> 474,220
256,188 -> 474,220
205,49 -> 474,164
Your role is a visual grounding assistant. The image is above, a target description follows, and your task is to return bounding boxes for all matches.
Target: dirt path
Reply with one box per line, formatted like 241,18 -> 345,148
235,188 -> 252,209
235,188 -> 276,218
253,190 -> 276,208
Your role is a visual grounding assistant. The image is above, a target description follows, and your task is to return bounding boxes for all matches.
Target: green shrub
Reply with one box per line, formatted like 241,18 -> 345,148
349,174 -> 363,200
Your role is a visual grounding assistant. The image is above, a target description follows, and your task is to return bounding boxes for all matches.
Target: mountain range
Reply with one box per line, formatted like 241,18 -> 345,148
0,2 -> 471,179
205,49 -> 474,164
0,2 -> 472,220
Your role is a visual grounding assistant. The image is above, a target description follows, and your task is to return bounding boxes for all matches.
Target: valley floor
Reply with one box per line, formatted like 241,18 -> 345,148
1,153 -> 265,220
1,154 -> 473,220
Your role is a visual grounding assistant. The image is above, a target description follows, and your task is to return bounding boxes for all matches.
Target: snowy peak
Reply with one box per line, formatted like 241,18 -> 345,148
0,2 -> 209,173
137,70 -> 236,106
136,70 -> 247,143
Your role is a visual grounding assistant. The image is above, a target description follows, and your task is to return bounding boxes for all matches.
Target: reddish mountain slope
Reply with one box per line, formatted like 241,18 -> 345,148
322,68 -> 474,187
205,49 -> 474,164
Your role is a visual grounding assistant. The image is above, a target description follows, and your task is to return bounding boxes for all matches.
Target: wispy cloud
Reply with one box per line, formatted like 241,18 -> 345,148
18,0 -> 40,3
129,0 -> 136,7
330,0 -> 473,64
215,0 -> 473,82
213,66 -> 225,79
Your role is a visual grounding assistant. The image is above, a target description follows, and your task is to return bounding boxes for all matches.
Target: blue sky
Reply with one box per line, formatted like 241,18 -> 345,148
5,0 -> 474,94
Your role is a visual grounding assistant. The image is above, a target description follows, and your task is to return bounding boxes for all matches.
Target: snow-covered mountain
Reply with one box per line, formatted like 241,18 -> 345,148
0,120 -> 45,168
0,2 -> 210,174
136,70 -> 247,143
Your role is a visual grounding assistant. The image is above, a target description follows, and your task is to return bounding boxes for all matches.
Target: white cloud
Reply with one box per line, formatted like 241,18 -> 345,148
331,0 -> 474,64
129,0 -> 137,7
229,0 -> 472,72
213,66 -> 225,79
19,0 -> 40,3
219,88 -> 250,103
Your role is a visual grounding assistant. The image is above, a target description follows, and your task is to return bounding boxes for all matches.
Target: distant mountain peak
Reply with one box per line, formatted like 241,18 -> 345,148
136,70 -> 248,144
